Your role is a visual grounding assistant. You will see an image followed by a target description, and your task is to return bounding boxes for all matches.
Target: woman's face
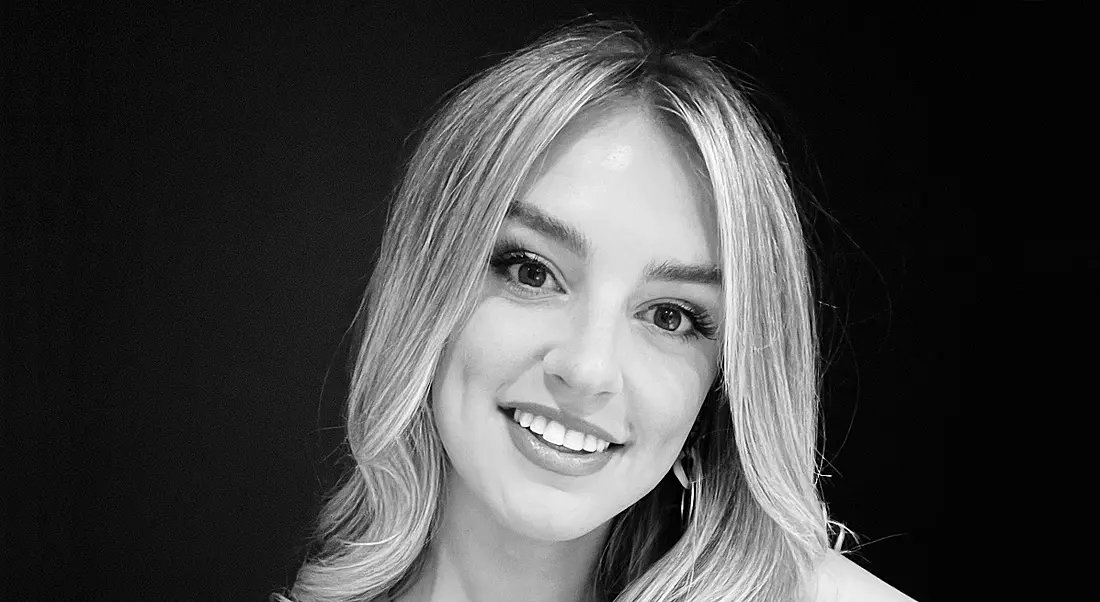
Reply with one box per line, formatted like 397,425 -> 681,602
432,106 -> 722,542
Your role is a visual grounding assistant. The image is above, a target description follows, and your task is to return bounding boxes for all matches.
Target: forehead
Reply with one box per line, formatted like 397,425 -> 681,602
519,106 -> 718,266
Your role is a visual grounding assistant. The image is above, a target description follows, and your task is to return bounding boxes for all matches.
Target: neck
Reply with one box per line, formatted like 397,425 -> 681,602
401,468 -> 611,602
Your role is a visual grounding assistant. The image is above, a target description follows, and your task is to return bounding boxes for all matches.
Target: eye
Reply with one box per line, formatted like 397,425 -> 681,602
643,302 -> 718,341
514,261 -> 548,288
653,305 -> 683,331
489,247 -> 565,297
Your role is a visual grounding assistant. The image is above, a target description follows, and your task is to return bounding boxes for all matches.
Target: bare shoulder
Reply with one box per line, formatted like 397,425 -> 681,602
810,550 -> 918,602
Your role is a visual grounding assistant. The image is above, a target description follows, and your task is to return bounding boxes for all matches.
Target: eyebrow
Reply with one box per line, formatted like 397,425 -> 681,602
505,201 -> 591,258
644,260 -> 723,286
504,200 -> 722,287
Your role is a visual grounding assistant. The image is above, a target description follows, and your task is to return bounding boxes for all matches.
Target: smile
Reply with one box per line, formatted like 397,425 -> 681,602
499,407 -> 623,477
510,408 -> 611,453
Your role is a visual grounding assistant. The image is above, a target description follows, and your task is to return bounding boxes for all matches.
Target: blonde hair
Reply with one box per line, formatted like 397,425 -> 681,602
279,19 -> 836,602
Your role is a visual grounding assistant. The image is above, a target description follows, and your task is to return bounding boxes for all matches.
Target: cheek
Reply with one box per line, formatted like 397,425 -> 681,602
627,344 -> 715,453
431,299 -> 540,507
433,298 -> 546,422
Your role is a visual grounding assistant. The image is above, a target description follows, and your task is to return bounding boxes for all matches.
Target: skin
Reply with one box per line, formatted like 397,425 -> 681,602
396,105 -> 919,602
401,105 -> 723,602
815,552 -> 918,602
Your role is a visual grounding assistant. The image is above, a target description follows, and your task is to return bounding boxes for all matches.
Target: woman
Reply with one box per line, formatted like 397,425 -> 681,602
278,19 -> 915,602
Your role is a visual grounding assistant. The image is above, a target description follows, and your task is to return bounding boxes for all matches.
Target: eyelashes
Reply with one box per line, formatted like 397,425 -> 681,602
652,301 -> 718,341
489,241 -> 718,342
489,247 -> 565,297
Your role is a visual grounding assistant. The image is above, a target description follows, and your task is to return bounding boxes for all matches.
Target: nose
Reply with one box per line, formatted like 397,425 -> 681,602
542,307 -> 624,402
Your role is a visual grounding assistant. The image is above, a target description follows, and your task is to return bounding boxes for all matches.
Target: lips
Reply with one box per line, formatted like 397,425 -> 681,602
503,416 -> 620,477
502,411 -> 620,477
509,407 -> 612,453
497,401 -> 626,446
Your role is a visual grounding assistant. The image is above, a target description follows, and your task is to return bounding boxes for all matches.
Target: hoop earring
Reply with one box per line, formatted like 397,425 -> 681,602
672,445 -> 700,528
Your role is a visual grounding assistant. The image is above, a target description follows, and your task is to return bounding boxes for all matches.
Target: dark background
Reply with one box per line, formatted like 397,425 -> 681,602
4,1 -> 974,599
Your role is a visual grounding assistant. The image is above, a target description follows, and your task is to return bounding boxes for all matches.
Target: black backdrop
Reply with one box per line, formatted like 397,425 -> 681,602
4,1 -> 969,600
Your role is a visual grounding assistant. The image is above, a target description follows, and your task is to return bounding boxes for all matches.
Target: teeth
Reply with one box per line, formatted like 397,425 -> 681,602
582,434 -> 599,452
509,408 -> 613,452
562,429 -> 586,451
529,415 -> 548,435
542,421 -> 566,445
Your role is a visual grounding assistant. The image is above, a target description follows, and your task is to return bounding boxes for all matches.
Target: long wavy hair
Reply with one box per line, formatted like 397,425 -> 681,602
278,19 -> 839,602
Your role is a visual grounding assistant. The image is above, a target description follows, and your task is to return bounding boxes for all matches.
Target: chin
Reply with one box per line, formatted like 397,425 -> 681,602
497,487 -> 608,542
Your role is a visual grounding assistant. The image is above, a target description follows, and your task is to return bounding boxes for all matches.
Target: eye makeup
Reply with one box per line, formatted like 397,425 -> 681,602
489,237 -> 566,298
488,236 -> 718,342
645,301 -> 718,341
